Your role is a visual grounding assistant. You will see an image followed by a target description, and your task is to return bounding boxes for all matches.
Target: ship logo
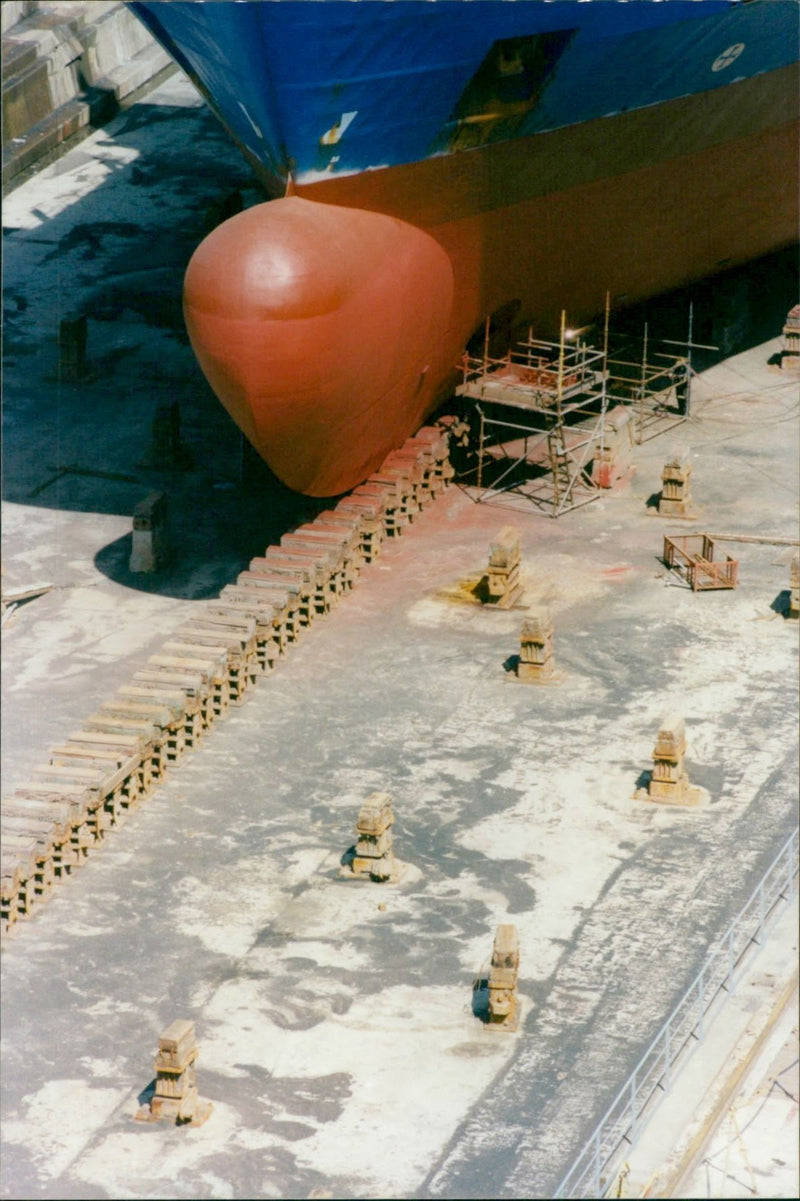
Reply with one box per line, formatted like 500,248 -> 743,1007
711,43 -> 746,73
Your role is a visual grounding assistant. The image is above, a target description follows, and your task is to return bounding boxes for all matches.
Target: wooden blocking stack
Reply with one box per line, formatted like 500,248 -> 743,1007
382,447 -> 429,512
1,821 -> 54,931
644,714 -> 705,806
172,617 -> 257,705
349,792 -> 395,882
485,525 -> 522,607
275,536 -> 344,608
258,547 -> 332,615
123,676 -> 202,756
136,1020 -> 212,1127
144,645 -> 228,729
363,472 -> 412,537
83,707 -> 166,783
27,765 -> 117,843
659,452 -> 693,516
592,406 -> 634,488
303,514 -> 365,586
334,492 -> 386,562
239,564 -> 315,629
158,643 -> 232,723
790,554 -> 799,618
183,612 -> 260,695
409,424 -> 454,496
218,585 -> 297,650
1,841 -> 38,935
49,740 -> 143,813
130,491 -> 170,573
3,793 -> 78,886
517,609 -> 555,682
487,924 -> 520,1030
372,455 -> 420,527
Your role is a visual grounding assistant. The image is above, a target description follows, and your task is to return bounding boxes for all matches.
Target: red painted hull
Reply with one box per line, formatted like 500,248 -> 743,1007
184,198 -> 457,496
185,67 -> 798,496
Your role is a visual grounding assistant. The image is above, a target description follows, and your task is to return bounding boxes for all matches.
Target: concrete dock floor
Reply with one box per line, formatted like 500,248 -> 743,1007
2,73 -> 799,1200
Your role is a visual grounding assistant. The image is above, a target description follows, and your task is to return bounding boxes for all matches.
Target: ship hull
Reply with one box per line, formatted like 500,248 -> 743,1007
184,66 -> 797,495
297,62 -> 799,341
131,1 -> 800,495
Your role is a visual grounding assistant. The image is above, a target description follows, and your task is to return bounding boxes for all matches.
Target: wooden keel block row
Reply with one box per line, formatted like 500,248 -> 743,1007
1,856 -> 25,934
309,514 -> 369,579
116,685 -> 200,757
30,760 -> 132,835
217,586 -> 297,650
158,645 -> 232,721
98,701 -> 184,773
411,423 -> 451,456
82,710 -> 165,781
14,783 -> 98,858
142,657 -> 220,730
1,841 -> 38,930
178,615 -> 259,697
263,545 -> 339,610
237,569 -> 314,628
368,470 -> 418,530
281,529 -> 355,592
409,424 -> 452,472
4,824 -> 58,900
406,443 -> 444,501
209,598 -> 283,671
256,549 -> 334,615
65,729 -> 156,794
381,449 -> 429,508
389,440 -> 443,504
1,828 -> 55,913
333,495 -> 386,561
2,796 -> 76,878
299,516 -> 362,561
113,687 -> 193,762
48,743 -> 143,813
358,478 -> 409,537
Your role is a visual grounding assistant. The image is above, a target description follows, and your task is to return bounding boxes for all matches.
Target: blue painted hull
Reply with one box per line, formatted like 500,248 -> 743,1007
130,1 -> 797,190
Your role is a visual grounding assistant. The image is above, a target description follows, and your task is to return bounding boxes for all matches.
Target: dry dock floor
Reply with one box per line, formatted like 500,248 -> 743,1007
2,74 -> 799,1201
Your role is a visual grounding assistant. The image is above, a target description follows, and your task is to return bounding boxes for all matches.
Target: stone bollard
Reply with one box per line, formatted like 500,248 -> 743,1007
592,406 -> 634,488
517,609 -> 555,682
658,451 -> 693,517
487,924 -> 519,1030
58,315 -> 88,381
136,1019 -> 212,1126
484,525 -> 522,607
790,555 -> 799,618
344,792 -> 395,881
130,491 -> 170,573
637,714 -> 707,806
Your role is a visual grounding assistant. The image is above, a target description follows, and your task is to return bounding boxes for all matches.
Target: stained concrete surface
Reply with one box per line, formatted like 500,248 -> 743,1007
2,73 -> 799,1201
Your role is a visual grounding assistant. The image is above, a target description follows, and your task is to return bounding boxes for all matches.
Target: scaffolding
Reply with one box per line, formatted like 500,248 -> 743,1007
454,300 -> 709,517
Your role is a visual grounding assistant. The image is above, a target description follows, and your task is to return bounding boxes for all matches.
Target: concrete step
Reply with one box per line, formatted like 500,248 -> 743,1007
2,0 -> 174,190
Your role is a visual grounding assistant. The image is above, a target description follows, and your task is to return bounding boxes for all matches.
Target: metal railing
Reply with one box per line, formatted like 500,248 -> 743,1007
554,828 -> 799,1199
